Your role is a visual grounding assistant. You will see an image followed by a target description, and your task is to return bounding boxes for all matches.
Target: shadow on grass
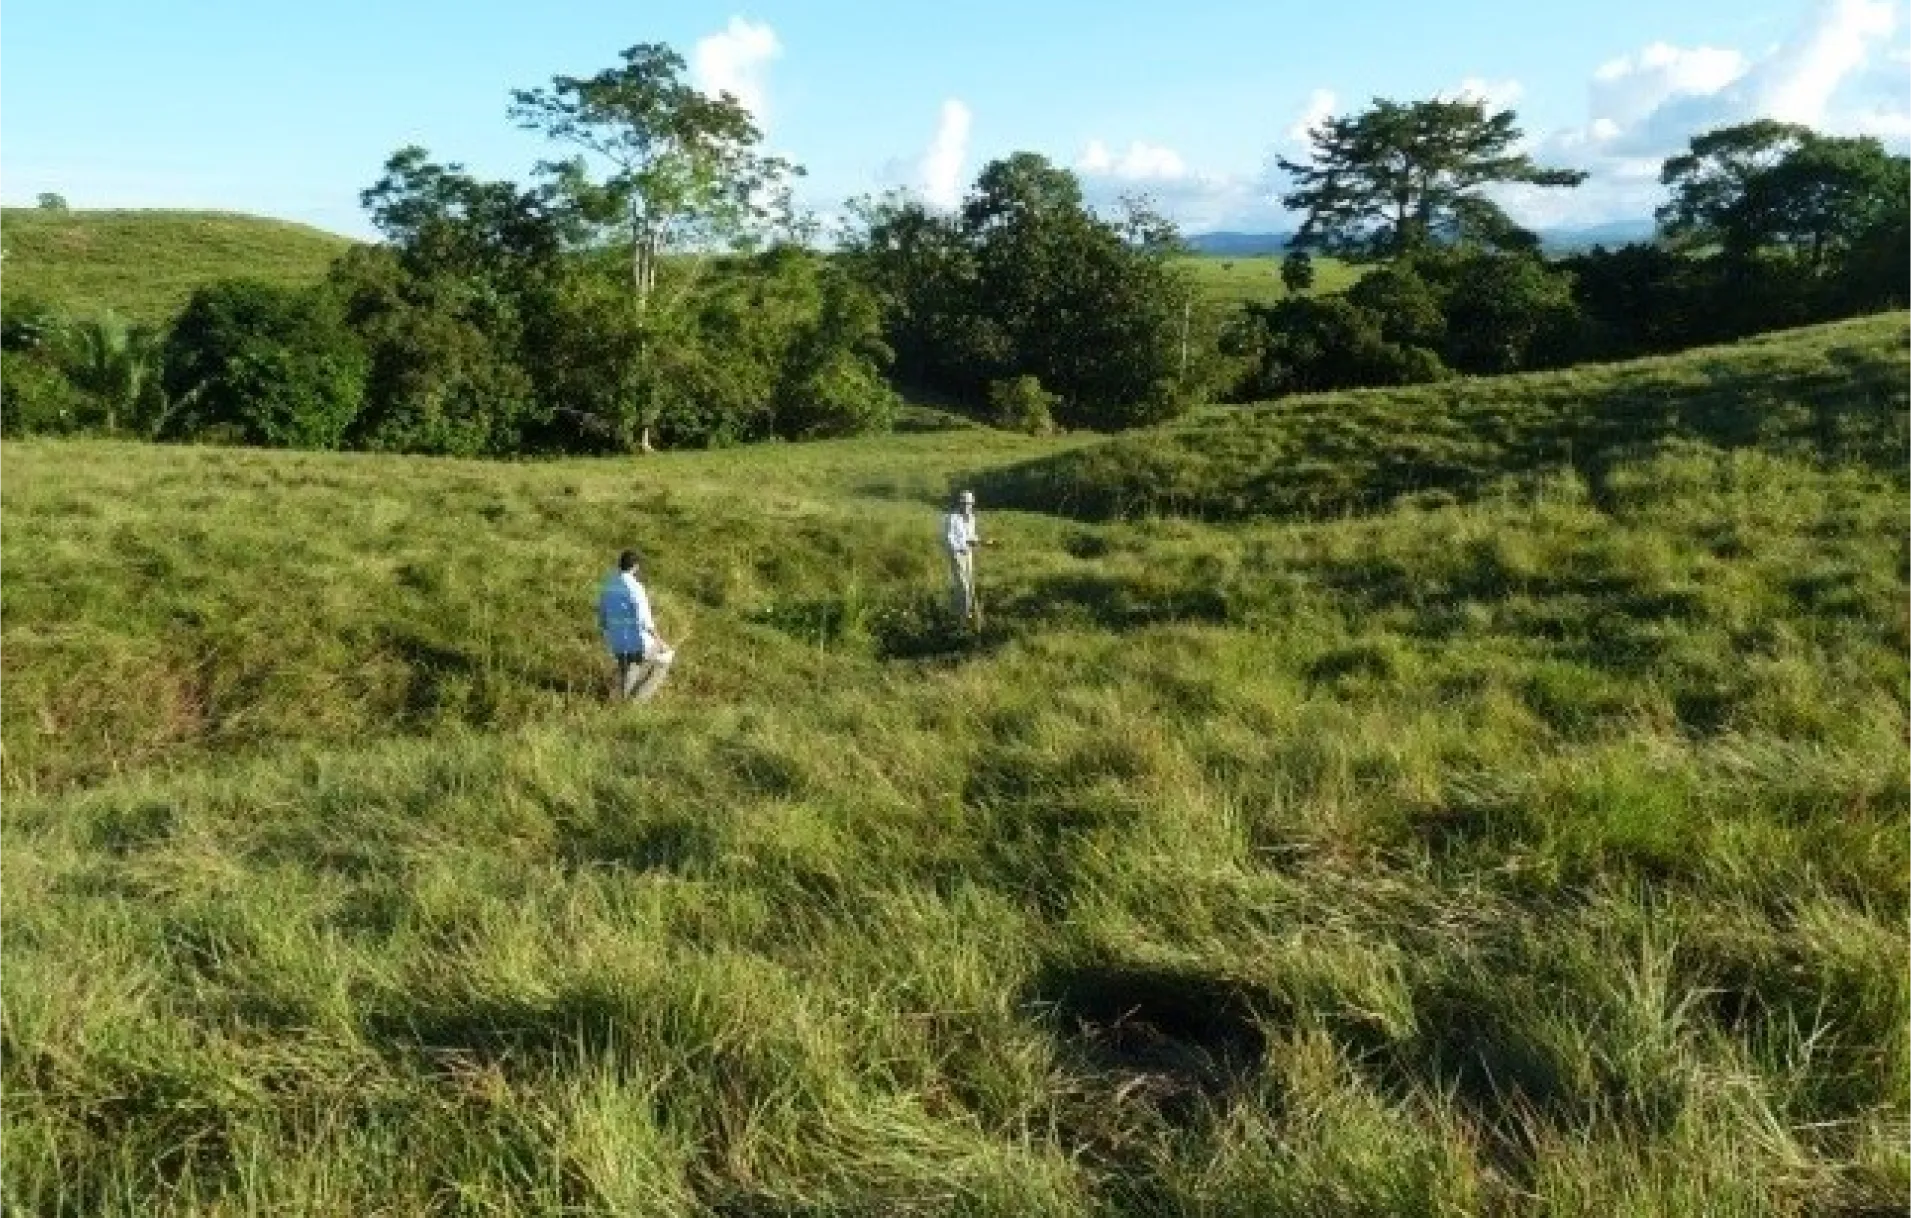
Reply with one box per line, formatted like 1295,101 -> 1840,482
375,626 -> 582,723
366,980 -> 635,1075
1029,961 -> 1277,1127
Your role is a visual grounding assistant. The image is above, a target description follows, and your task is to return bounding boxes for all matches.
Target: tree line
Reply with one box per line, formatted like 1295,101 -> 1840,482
5,42 -> 1905,450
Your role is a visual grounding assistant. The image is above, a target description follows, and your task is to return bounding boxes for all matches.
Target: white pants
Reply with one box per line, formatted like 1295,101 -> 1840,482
617,644 -> 675,701
948,549 -> 975,621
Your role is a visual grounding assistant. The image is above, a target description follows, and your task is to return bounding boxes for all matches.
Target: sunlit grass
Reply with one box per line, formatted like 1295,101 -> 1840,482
2,314 -> 1905,1215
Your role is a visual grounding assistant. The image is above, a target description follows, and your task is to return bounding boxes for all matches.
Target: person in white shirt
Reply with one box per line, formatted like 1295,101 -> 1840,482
597,549 -> 675,700
943,489 -> 985,625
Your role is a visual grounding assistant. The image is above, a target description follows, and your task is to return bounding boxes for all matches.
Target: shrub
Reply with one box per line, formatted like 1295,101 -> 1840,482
160,279 -> 367,449
988,375 -> 1059,435
0,349 -> 87,435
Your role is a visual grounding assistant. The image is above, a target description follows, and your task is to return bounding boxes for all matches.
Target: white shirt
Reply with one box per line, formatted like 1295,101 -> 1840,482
944,509 -> 978,555
623,572 -> 656,636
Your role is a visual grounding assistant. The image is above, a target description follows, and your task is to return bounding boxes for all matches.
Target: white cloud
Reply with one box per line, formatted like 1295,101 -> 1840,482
692,17 -> 781,126
1505,0 -> 1910,228
1448,77 -> 1527,109
1746,0 -> 1895,123
918,98 -> 972,209
1286,89 -> 1337,144
1075,138 -> 1187,180
1845,103 -> 1911,136
1588,43 -> 1749,132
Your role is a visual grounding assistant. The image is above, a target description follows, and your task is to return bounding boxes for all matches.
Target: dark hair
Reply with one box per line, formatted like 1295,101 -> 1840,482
618,549 -> 640,573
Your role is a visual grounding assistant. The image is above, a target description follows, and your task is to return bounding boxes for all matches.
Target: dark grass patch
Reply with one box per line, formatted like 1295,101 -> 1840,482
1030,962 -> 1275,1124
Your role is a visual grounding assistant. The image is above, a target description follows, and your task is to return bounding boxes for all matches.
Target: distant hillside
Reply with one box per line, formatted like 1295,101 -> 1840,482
0,208 -> 355,325
1185,231 -> 1293,256
1185,220 -> 1658,258
979,311 -> 1910,521
1537,219 -> 1657,253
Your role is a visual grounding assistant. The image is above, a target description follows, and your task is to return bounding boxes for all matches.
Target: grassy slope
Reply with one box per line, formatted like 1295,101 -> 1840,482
0,208 -> 354,325
984,312 -> 1909,521
1173,253 -> 1363,308
2,319 -> 1906,1215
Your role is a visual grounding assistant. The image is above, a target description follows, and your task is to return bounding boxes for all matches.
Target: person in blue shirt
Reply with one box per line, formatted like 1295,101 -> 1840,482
598,549 -> 675,701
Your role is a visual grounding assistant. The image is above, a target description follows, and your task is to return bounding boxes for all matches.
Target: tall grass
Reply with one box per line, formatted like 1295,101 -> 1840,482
982,312 -> 1908,522
2,317 -> 1905,1215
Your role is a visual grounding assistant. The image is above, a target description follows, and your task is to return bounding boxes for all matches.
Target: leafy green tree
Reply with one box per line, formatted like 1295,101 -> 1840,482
773,255 -> 901,439
1346,261 -> 1445,349
1227,296 -> 1445,398
35,193 -> 67,211
1661,122 -> 1909,276
330,245 -> 539,456
1656,121 -> 1810,256
1562,242 -> 1709,357
508,43 -> 800,314
160,280 -> 367,448
846,155 -> 1194,429
1280,250 -> 1316,293
1833,172 -> 1909,311
1418,249 -> 1581,374
1278,98 -> 1584,260
0,351 -> 87,434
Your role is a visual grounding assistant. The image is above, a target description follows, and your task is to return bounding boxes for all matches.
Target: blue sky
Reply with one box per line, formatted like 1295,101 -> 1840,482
4,0 -> 1906,238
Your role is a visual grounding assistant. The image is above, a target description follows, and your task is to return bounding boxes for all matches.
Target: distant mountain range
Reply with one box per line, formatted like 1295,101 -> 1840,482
1185,220 -> 1656,257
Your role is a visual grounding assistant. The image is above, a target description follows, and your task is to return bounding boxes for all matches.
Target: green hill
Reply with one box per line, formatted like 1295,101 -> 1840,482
982,311 -> 1909,521
2,318 -> 1905,1214
0,208 -> 355,325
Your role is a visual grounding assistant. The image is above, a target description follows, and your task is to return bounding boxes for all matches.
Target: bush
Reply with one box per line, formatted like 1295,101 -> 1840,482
988,375 -> 1059,435
160,280 -> 368,449
1229,296 -> 1447,399
0,349 -> 88,436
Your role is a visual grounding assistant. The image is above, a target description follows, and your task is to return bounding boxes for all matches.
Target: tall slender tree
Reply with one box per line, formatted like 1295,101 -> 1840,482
508,43 -> 800,314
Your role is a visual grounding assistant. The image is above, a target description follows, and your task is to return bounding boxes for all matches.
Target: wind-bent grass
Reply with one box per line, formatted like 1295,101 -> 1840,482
3,316 -> 1905,1215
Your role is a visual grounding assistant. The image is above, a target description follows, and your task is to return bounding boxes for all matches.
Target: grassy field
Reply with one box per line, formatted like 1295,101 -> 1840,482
1174,254 -> 1363,308
986,312 -> 1909,521
0,209 -> 354,325
2,316 -> 1905,1215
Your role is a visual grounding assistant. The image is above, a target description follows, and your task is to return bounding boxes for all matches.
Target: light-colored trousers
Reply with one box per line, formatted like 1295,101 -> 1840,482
948,549 -> 975,621
616,643 -> 675,701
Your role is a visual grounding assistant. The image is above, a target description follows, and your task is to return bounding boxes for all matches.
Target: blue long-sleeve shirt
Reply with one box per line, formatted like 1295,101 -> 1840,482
597,570 -> 655,656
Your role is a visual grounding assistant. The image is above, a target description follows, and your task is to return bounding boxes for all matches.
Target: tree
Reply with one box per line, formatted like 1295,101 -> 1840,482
1280,250 -> 1316,294
1278,97 -> 1584,260
61,312 -> 164,433
1418,249 -> 1581,375
161,280 -> 366,448
953,155 -> 1194,427
350,157 -> 565,452
330,245 -> 540,456
1656,121 -> 1810,256
1661,122 -> 1909,274
35,193 -> 67,211
508,43 -> 800,314
1227,296 -> 1445,399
